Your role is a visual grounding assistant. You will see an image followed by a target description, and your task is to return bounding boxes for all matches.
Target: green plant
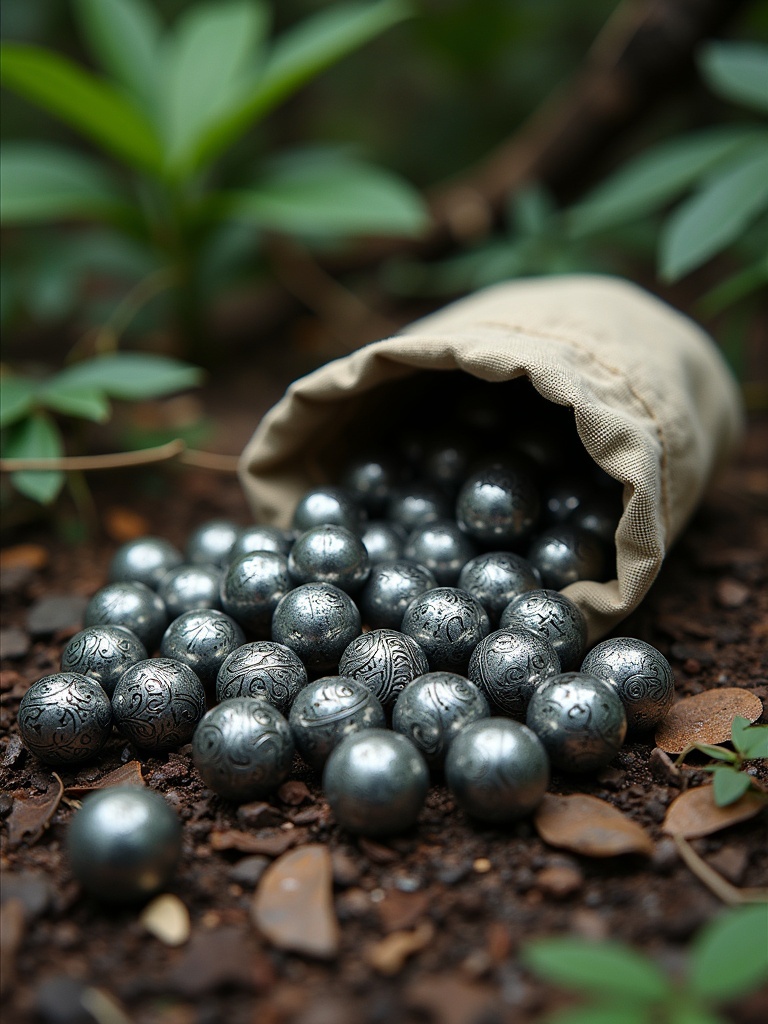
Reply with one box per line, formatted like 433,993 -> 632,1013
522,903 -> 768,1024
674,716 -> 768,807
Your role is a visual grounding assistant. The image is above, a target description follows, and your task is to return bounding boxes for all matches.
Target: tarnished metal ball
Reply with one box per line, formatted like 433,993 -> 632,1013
220,551 -> 292,637
112,658 -> 206,753
289,676 -> 385,770
527,524 -> 609,589
272,583 -> 361,674
542,476 -> 594,524
581,637 -> 675,730
401,587 -> 490,673
358,559 -> 437,631
288,525 -> 370,594
456,463 -> 540,546
158,564 -> 222,618
186,519 -> 240,568
84,581 -> 168,653
67,787 -> 181,902
18,673 -> 113,766
160,609 -> 245,689
500,588 -> 587,670
292,487 -> 363,534
422,431 -> 474,491
569,494 -> 621,545
108,536 -> 183,590
338,629 -> 429,708
323,729 -> 429,836
361,521 -> 406,563
526,671 -> 627,773
61,626 -> 147,698
444,718 -> 549,823
229,525 -> 293,561
342,454 -> 398,515
393,672 -> 489,768
458,551 -> 541,626
216,641 -> 307,713
387,483 -> 452,532
192,698 -> 295,802
403,520 -> 476,586
468,628 -> 561,717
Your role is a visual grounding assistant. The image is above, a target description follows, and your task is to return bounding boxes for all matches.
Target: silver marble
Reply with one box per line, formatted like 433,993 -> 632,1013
361,521 -> 407,564
272,582 -> 361,674
158,564 -> 222,618
108,536 -> 183,590
455,463 -> 540,546
392,672 -> 489,768
401,587 -> 490,673
18,672 -> 113,766
289,676 -> 385,770
358,559 -> 437,631
160,609 -> 245,689
292,486 -> 363,534
569,494 -> 622,545
84,581 -> 168,653
581,637 -> 674,730
220,551 -> 292,637
403,519 -> 476,586
112,657 -> 206,753
229,525 -> 292,561
422,431 -> 474,491
61,626 -> 147,698
500,589 -> 587,670
468,628 -> 561,717
387,483 -> 452,532
338,629 -> 429,708
288,525 -> 370,594
185,519 -> 240,568
342,454 -> 398,515
458,551 -> 541,626
216,640 -> 307,713
527,524 -> 609,589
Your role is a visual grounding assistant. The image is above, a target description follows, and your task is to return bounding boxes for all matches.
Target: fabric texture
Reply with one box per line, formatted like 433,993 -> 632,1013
239,275 -> 743,642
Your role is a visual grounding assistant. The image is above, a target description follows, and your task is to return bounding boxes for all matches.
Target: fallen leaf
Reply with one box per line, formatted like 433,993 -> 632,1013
140,894 -> 190,947
365,921 -> 434,975
6,774 -> 64,848
64,761 -> 145,798
0,544 -> 49,571
655,688 -> 763,754
210,829 -> 302,857
252,844 -> 339,959
103,506 -> 150,542
663,785 -> 766,839
405,975 -> 498,1024
534,793 -> 654,857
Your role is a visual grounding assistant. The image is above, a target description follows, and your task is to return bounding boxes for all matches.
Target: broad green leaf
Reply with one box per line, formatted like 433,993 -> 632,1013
0,44 -> 162,173
567,127 -> 765,238
698,42 -> 768,115
37,383 -> 111,422
732,717 -> 768,760
51,353 -> 204,400
547,1004 -> 652,1024
73,0 -> 163,114
0,143 -> 128,224
711,765 -> 753,806
509,183 -> 556,237
161,0 -> 269,171
0,375 -> 38,427
4,412 -> 65,504
667,1006 -> 726,1024
522,940 -> 671,1002
689,904 -> 768,1000
661,143 -> 768,280
693,743 -> 738,763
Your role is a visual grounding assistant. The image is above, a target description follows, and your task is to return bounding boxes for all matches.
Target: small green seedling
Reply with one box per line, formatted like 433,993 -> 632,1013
674,715 -> 768,807
522,903 -> 768,1024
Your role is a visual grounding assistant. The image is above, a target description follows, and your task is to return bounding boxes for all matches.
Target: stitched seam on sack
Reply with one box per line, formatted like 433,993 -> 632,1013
473,319 -> 671,538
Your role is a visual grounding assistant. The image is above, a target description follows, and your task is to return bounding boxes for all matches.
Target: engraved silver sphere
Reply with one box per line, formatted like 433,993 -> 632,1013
387,483 -> 452,532
542,476 -> 594,524
403,519 -> 476,586
527,524 -> 609,589
292,487 -> 363,533
18,673 -> 113,766
323,730 -> 429,837
358,559 -> 437,631
526,671 -> 627,773
160,609 -> 245,689
342,454 -> 398,515
185,519 -> 240,568
422,431 -> 474,490
272,582 -> 361,674
500,588 -> 587,670
456,463 -> 540,546
444,718 -> 549,823
581,637 -> 675,730
458,551 -> 541,626
468,628 -> 561,717
569,493 -> 621,545
361,521 -> 407,563
288,525 -> 370,594
338,629 -> 429,708
229,525 -> 292,562
108,536 -> 183,590
401,587 -> 490,673
84,581 -> 168,653
289,676 -> 385,770
216,640 -> 307,713
157,564 -> 222,618
61,626 -> 147,698
220,551 -> 292,637
392,672 -> 489,768
67,787 -> 181,902
192,697 -> 295,802
112,658 -> 206,753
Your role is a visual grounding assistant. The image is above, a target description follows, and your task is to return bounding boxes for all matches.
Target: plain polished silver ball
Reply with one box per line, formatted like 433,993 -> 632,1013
61,626 -> 147,698
581,637 -> 675,730
458,551 -> 541,626
361,521 -> 407,563
18,673 -> 113,766
468,628 -> 561,717
108,536 -> 183,590
67,787 -> 181,902
160,609 -> 245,689
220,551 -> 292,637
272,582 -> 361,674
444,718 -> 549,823
112,658 -> 206,753
338,629 -> 429,708
342,454 -> 399,515
186,519 -> 240,568
387,483 -> 452,532
216,640 -> 307,713
84,581 -> 168,653
392,672 -> 489,768
288,525 -> 370,594
289,676 -> 385,770
323,729 -> 429,837
527,524 -> 609,589
403,519 -> 477,586
526,671 -> 627,773
456,463 -> 540,546
401,587 -> 490,673
157,564 -> 222,618
192,698 -> 295,802
358,559 -> 437,631
229,525 -> 292,562
292,487 -> 363,534
500,588 -> 587,670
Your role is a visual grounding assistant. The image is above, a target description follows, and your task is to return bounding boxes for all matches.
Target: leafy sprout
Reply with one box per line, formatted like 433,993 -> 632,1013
674,715 -> 768,807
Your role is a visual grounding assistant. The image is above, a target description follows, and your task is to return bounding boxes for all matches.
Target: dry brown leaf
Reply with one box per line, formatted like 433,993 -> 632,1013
64,761 -> 145,798
0,544 -> 49,571
210,829 -> 302,857
534,793 -> 655,857
365,922 -> 434,975
405,975 -> 497,1024
6,774 -> 64,848
663,785 -> 766,839
140,894 -> 190,947
103,506 -> 150,542
655,688 -> 763,754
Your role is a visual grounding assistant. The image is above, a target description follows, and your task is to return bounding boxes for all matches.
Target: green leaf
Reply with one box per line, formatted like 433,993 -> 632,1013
667,1006 -> 727,1024
3,412 -> 65,504
660,142 -> 768,281
73,0 -> 163,114
37,383 -> 111,422
0,375 -> 38,427
694,743 -> 738,764
509,183 -> 555,237
547,1004 -> 652,1024
698,42 -> 768,116
51,353 -> 204,400
522,940 -> 671,1002
161,1 -> 269,171
689,904 -> 768,1001
711,765 -> 753,806
697,255 -> 768,317
732,717 -> 768,760
0,143 -> 128,224
0,44 -> 162,173
567,127 -> 765,238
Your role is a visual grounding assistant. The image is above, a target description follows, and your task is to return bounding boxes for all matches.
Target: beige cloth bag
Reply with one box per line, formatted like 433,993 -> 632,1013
239,275 -> 743,642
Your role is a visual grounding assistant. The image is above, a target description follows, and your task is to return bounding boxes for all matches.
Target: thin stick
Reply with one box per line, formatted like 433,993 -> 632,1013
0,439 -> 242,474
179,449 -> 241,472
673,835 -> 768,906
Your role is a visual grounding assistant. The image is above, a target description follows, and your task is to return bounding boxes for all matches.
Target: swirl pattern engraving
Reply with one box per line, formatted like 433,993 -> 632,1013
392,672 -> 489,767
112,658 -> 206,752
401,587 -> 490,671
468,628 -> 560,716
62,626 -> 147,696
18,673 -> 113,766
500,589 -> 587,669
216,641 -> 307,711
289,676 -> 385,769
339,630 -> 429,706
581,637 -> 674,729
